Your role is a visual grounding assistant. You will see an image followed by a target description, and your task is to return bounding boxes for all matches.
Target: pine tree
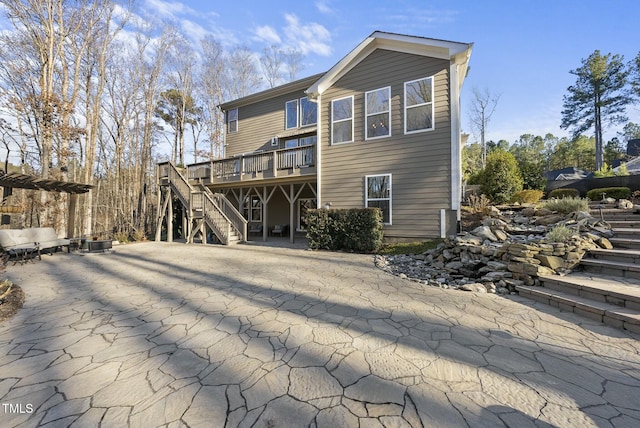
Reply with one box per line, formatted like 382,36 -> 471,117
560,50 -> 631,170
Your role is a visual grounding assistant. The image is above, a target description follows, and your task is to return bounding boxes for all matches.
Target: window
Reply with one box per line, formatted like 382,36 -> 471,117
286,97 -> 317,129
366,87 -> 391,140
243,195 -> 262,222
331,96 -> 353,144
300,97 -> 317,126
404,77 -> 434,133
227,108 -> 238,133
366,174 -> 391,225
286,100 -> 298,129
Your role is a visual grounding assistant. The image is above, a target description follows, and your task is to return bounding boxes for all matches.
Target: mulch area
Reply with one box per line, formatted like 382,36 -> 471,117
0,283 -> 24,325
461,211 -> 484,231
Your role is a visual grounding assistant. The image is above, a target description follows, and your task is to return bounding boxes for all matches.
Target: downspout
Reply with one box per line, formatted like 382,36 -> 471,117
449,61 -> 462,236
315,94 -> 322,208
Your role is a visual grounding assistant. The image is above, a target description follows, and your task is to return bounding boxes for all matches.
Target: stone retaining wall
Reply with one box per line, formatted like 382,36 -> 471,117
376,206 -> 615,295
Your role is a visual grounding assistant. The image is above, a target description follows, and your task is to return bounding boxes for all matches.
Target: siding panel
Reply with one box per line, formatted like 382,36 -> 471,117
320,48 -> 453,238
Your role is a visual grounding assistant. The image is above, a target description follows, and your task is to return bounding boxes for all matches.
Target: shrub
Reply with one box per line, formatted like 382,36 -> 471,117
113,231 -> 129,243
466,170 -> 483,185
510,189 -> 543,204
545,224 -> 576,243
594,162 -> 615,178
616,162 -> 629,176
305,208 -> 383,253
479,150 -> 523,204
518,161 -> 547,191
539,196 -> 589,214
586,187 -> 631,201
466,193 -> 491,214
548,188 -> 580,199
132,229 -> 147,242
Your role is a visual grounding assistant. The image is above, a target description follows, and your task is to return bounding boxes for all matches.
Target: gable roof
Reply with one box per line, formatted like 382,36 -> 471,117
306,31 -> 473,98
219,73 -> 324,111
218,32 -> 473,111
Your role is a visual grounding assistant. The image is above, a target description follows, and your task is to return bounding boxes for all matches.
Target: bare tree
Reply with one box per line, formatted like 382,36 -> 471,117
162,32 -> 196,166
283,48 -> 305,81
199,36 -> 225,159
468,87 -> 501,168
77,0 -> 129,237
260,45 -> 284,88
225,46 -> 262,99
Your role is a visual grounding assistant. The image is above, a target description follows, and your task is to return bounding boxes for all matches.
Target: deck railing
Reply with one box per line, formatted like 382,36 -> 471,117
186,144 -> 316,182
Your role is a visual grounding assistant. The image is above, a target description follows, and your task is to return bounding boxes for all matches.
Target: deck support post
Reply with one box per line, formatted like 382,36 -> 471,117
167,191 -> 173,243
289,184 -> 295,243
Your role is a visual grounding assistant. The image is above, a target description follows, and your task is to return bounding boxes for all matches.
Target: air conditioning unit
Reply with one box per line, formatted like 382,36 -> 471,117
270,137 -> 279,147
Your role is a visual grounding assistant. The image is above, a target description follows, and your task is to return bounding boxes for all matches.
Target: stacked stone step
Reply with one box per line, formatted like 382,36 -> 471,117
590,203 -> 640,249
517,203 -> 640,333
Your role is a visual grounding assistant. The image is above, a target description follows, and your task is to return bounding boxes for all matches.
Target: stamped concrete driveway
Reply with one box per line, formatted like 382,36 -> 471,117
1,241 -> 639,427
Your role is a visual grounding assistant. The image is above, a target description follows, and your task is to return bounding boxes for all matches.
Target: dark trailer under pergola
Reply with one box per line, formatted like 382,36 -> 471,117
0,170 -> 93,237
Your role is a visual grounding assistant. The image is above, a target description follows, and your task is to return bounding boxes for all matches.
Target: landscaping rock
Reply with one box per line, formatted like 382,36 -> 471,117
617,199 -> 634,209
376,205 -> 615,294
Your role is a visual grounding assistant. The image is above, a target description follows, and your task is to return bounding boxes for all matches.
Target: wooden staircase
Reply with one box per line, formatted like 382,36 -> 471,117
516,203 -> 640,333
156,162 -> 247,245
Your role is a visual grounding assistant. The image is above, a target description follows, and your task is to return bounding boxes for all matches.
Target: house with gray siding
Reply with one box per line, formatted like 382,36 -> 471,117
157,32 -> 473,244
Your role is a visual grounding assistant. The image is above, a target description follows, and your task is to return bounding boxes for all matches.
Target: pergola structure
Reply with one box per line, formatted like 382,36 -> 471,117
0,170 -> 93,237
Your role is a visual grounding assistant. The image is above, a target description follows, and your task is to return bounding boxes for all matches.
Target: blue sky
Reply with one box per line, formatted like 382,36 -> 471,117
138,0 -> 640,146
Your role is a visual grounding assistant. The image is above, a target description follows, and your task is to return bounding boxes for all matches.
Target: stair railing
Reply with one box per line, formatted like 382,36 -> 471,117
196,183 -> 247,242
163,162 -> 247,244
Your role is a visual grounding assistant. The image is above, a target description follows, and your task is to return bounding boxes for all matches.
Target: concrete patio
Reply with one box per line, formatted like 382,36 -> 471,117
1,241 -> 639,427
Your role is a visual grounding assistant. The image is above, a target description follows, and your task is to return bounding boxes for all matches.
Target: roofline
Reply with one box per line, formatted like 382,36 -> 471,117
306,31 -> 473,98
218,72 -> 325,111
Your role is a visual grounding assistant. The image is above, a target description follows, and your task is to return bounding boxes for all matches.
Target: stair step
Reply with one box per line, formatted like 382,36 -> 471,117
588,248 -> 640,264
580,258 -> 640,280
590,212 -> 640,221
608,220 -> 640,228
612,228 -> 640,240
516,284 -> 640,333
609,238 -> 640,250
538,272 -> 640,309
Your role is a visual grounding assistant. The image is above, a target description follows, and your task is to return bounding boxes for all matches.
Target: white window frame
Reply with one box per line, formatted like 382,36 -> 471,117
300,96 -> 317,127
404,76 -> 434,134
365,173 -> 392,225
285,99 -> 298,130
331,95 -> 354,145
286,97 -> 317,130
243,195 -> 262,222
365,86 -> 391,141
227,108 -> 238,134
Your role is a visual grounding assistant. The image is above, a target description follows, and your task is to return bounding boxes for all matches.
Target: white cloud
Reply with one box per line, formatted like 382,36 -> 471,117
315,1 -> 334,15
143,0 -> 195,18
253,25 -> 281,45
179,18 -> 210,45
283,14 -> 332,57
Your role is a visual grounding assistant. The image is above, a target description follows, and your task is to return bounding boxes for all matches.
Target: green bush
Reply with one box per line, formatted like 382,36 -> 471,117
586,187 -> 631,201
539,196 -> 589,214
480,150 -> 523,204
545,224 -> 576,243
510,189 -> 543,204
305,208 -> 383,253
594,163 -> 615,178
518,161 -> 547,191
548,188 -> 580,199
617,162 -> 629,176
